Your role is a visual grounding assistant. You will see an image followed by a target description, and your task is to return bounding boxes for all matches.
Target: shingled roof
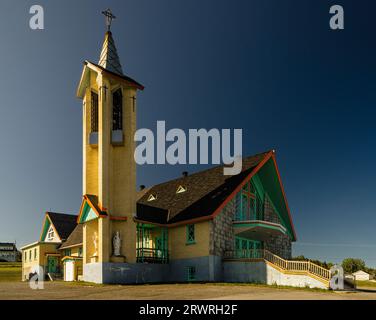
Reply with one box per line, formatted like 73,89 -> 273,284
59,224 -> 83,250
47,212 -> 77,241
136,151 -> 270,224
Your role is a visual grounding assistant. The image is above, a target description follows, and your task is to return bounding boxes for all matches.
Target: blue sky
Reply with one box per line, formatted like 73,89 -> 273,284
1,0 -> 376,266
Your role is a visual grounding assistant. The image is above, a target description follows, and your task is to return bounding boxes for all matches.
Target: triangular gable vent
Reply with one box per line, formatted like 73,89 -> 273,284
147,194 -> 157,202
176,185 -> 187,194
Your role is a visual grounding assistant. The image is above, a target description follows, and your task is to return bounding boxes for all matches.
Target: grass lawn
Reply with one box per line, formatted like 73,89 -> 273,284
355,280 -> 376,288
0,262 -> 21,282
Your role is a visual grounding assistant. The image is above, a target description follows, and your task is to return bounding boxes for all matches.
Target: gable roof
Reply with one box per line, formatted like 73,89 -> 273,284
76,60 -> 144,99
353,270 -> 370,275
46,212 -> 78,241
59,224 -> 83,250
0,243 -> 17,251
77,194 -> 108,224
136,150 -> 297,241
137,151 -> 268,224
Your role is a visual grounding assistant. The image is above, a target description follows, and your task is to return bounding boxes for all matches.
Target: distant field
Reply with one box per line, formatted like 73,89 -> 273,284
0,262 -> 21,282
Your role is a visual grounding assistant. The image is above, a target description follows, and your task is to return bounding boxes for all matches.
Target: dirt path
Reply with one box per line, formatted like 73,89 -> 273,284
0,282 -> 375,300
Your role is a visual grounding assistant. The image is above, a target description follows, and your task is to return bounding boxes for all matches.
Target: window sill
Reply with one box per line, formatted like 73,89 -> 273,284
89,132 -> 98,145
111,130 -> 124,145
186,241 -> 196,246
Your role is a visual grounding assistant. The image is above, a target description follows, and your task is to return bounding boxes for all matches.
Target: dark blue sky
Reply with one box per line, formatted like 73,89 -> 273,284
1,0 -> 376,266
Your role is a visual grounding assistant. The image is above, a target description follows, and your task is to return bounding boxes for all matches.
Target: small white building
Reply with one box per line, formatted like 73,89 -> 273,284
352,270 -> 370,281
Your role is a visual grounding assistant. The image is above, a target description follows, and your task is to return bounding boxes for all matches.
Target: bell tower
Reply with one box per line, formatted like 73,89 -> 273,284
76,9 -> 144,282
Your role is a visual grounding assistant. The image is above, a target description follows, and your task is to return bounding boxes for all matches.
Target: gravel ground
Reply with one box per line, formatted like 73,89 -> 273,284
0,282 -> 376,300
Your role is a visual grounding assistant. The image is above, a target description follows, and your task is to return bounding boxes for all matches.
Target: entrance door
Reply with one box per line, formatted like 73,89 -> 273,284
47,257 -> 58,273
64,261 -> 75,281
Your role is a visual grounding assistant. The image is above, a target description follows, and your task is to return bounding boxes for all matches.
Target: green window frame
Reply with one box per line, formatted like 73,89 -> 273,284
235,179 -> 264,221
64,249 -> 71,257
186,224 -> 195,244
235,237 -> 263,258
29,250 -> 31,261
34,248 -> 37,260
24,251 -> 27,262
187,266 -> 196,281
78,247 -> 83,257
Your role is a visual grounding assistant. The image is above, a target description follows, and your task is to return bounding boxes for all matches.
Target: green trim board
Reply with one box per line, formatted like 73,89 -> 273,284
79,203 -> 98,223
257,158 -> 295,240
40,218 -> 51,241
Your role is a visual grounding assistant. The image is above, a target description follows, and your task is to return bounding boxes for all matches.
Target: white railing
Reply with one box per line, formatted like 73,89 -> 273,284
224,249 -> 330,282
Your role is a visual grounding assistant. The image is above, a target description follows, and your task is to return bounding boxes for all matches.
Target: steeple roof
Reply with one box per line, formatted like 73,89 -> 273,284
98,31 -> 124,76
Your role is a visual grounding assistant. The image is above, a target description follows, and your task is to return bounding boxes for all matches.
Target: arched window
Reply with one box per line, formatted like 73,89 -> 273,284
112,89 -> 123,131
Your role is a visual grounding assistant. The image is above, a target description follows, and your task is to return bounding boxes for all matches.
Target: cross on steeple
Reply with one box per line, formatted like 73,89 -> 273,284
101,8 -> 116,31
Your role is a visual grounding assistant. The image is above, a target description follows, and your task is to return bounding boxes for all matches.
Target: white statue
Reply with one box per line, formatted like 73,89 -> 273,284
92,231 -> 98,256
113,231 -> 121,256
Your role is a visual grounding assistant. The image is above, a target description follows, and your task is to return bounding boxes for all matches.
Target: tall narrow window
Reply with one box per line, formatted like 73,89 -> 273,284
91,91 -> 98,132
112,89 -> 123,131
186,224 -> 195,244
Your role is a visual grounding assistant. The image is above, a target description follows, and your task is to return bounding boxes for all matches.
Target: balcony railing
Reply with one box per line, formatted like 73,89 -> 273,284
224,249 -> 264,260
136,248 -> 169,264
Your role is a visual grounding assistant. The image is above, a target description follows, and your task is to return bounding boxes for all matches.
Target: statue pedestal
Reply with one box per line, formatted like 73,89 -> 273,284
110,255 -> 126,263
90,255 -> 98,263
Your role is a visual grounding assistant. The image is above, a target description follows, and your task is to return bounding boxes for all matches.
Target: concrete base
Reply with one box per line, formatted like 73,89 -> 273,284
83,262 -> 169,284
82,255 -> 223,284
82,256 -> 328,289
223,261 -> 328,289
110,256 -> 126,263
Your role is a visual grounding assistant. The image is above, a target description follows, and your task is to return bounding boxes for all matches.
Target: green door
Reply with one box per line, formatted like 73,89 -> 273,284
47,257 -> 58,273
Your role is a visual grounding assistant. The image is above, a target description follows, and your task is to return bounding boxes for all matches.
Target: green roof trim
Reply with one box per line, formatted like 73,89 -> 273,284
40,217 -> 51,242
79,202 -> 98,223
257,158 -> 295,240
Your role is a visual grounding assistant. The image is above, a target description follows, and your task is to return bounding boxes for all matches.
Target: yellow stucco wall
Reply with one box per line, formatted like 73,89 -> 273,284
169,221 -> 211,260
80,67 -> 138,265
21,243 -> 60,281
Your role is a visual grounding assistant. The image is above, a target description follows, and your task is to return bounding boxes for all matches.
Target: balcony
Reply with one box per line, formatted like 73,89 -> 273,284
136,223 -> 169,264
136,248 -> 169,264
233,219 -> 287,241
233,185 -> 288,240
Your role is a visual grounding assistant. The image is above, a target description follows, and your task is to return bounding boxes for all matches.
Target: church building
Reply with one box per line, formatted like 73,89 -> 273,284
21,10 -> 331,289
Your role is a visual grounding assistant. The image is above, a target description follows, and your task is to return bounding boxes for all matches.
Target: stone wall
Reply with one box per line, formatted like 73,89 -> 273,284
264,234 -> 292,260
209,192 -> 292,260
263,196 -> 281,224
263,196 -> 292,259
209,199 -> 235,256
